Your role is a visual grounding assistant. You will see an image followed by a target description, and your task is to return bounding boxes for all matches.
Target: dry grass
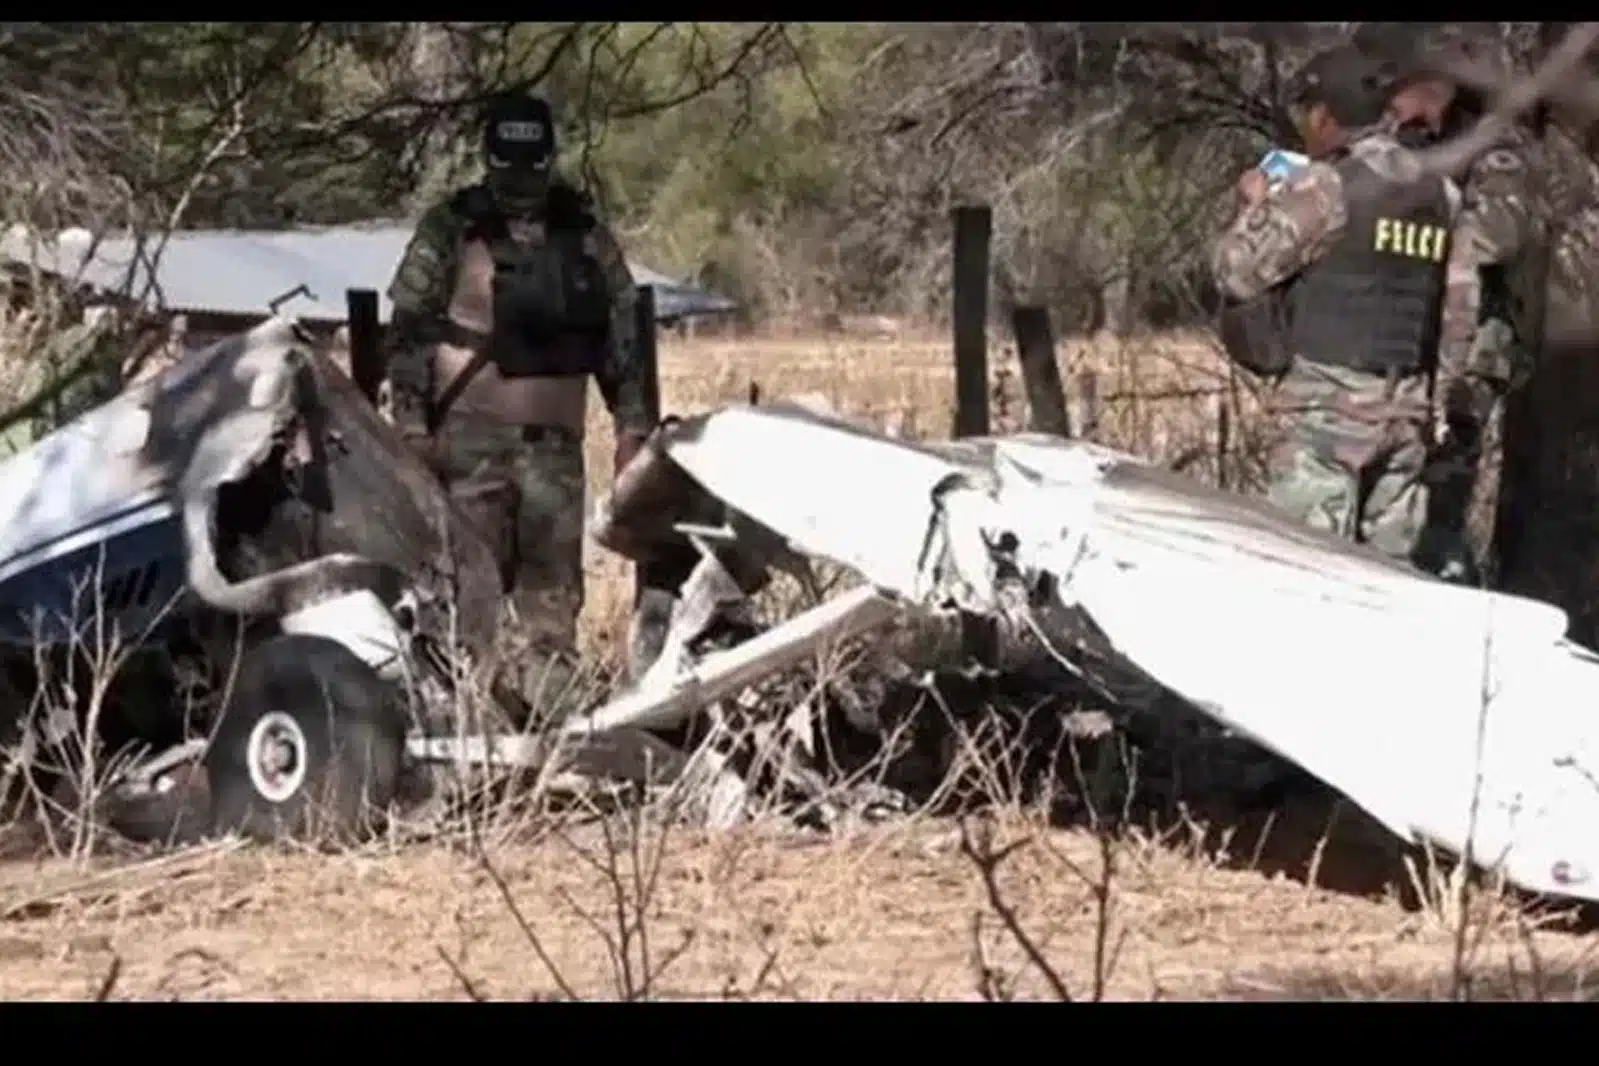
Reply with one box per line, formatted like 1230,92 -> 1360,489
3,811 -> 1596,1001
5,327 -> 1598,1001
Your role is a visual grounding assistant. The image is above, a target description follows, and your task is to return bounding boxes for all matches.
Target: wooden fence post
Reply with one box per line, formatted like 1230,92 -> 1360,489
952,206 -> 992,439
633,283 -> 661,426
1010,305 -> 1070,437
1214,391 -> 1231,490
951,206 -> 999,668
626,282 -> 690,679
344,288 -> 382,406
631,283 -> 668,604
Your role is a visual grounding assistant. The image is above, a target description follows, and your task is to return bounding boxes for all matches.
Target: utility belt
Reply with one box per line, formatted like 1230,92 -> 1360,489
432,318 -> 603,373
424,321 -> 602,434
1220,275 -> 1437,384
1220,301 -> 1428,383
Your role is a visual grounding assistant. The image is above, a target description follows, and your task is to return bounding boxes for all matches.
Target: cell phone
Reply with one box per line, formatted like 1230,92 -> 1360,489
1258,149 -> 1310,187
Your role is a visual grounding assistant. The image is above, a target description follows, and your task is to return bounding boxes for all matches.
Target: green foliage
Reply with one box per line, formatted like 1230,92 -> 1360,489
4,21 -> 1442,322
576,24 -> 865,280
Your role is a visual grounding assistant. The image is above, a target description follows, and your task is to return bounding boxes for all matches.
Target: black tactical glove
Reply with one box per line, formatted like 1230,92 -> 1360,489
1439,376 -> 1496,455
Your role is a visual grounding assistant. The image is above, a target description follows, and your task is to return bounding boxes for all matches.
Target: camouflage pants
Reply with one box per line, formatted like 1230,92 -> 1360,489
429,415 -> 588,718
1459,319 -> 1529,585
1266,358 -> 1469,578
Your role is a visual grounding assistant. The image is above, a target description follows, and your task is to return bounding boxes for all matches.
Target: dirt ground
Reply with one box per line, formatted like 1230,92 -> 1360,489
4,806 -> 1599,1001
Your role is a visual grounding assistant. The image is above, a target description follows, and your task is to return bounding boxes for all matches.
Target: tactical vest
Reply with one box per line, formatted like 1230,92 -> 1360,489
1220,144 -> 1452,381
443,182 -> 612,379
1285,148 -> 1452,377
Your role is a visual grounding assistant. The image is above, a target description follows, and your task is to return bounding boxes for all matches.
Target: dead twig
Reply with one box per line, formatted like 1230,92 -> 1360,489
956,815 -> 1073,1002
92,954 -> 122,1001
435,944 -> 488,1002
466,825 -> 579,1001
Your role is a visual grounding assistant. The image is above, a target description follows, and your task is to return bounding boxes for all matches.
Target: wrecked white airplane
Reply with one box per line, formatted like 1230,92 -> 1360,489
2,317 -> 1598,909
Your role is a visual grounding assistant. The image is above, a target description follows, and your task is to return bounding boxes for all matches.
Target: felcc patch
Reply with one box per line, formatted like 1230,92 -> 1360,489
497,120 -> 546,144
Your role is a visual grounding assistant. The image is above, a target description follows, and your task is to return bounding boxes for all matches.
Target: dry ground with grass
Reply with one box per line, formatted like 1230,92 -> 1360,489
5,813 -> 1599,1001
4,329 -> 1599,1001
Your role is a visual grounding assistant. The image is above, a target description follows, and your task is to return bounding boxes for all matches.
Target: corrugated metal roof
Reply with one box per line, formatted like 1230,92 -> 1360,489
0,221 -> 737,324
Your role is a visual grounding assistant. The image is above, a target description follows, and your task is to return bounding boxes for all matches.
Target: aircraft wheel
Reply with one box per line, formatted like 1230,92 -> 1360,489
207,634 -> 405,844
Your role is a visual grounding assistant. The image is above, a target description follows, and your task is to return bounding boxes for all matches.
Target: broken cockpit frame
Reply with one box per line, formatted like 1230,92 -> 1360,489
0,318 -> 907,842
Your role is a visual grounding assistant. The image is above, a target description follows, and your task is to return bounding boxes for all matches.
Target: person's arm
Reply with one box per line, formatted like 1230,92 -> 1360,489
1210,161 -> 1348,304
1436,213 -> 1489,438
1458,147 -> 1537,272
587,219 -> 655,471
1436,149 -> 1538,437
383,203 -> 461,435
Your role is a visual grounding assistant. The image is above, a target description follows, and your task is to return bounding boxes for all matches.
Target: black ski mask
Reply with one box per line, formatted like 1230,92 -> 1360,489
483,94 -> 556,215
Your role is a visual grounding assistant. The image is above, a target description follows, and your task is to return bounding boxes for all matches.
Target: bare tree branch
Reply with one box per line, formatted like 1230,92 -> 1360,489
1419,22 -> 1599,178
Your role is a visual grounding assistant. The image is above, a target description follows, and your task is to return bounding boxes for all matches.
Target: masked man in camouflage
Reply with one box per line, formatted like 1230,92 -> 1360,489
383,91 -> 656,715
1211,44 -> 1469,573
1359,25 -> 1545,585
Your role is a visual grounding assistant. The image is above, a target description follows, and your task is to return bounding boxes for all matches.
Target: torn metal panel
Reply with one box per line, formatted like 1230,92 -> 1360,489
651,402 -> 998,605
0,320 -> 304,643
645,403 -> 1599,906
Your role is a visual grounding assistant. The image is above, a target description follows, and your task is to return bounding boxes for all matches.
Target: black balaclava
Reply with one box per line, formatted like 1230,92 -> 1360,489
483,92 -> 556,216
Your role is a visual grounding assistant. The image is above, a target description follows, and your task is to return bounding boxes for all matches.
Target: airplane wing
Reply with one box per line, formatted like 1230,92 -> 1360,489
650,403 -> 1599,904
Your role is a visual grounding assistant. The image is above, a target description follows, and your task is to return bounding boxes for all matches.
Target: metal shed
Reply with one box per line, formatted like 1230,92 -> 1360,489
0,222 -> 738,326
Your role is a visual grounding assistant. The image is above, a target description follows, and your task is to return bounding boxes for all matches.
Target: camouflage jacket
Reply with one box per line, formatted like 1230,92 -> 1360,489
1211,131 -> 1368,305
1210,130 -> 1469,404
384,178 -> 653,437
1436,128 -> 1543,421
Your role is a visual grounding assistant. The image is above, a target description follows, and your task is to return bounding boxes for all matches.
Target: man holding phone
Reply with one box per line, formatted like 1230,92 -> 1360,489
1210,44 -> 1472,573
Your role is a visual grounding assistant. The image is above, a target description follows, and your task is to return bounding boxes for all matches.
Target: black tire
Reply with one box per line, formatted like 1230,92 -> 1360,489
206,634 -> 406,844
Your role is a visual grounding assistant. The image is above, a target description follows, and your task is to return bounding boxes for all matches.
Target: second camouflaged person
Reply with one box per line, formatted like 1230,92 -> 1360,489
1360,25 -> 1545,585
1210,44 -> 1468,572
383,91 -> 656,718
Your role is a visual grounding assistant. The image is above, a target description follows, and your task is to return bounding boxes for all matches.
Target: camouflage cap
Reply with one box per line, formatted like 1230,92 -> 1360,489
1287,44 -> 1401,130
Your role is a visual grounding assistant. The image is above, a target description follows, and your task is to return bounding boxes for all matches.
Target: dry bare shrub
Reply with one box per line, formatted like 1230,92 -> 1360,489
0,556 -> 202,862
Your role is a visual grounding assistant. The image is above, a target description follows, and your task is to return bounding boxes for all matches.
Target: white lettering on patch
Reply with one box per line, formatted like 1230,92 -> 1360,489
498,120 -> 545,143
